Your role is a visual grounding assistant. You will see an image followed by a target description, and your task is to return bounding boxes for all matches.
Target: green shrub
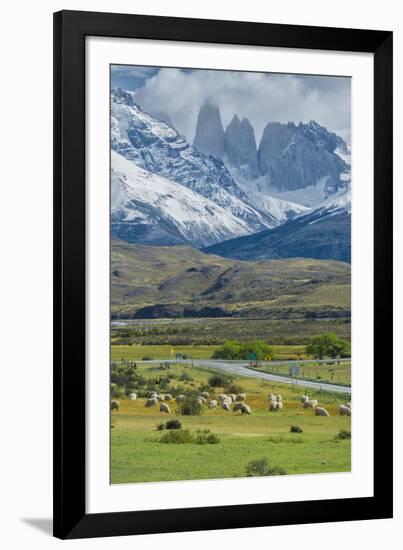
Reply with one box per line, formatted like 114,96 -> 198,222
178,397 -> 203,416
225,383 -> 244,394
337,429 -> 351,440
212,340 -> 273,361
245,458 -> 287,477
165,419 -> 182,430
290,425 -> 303,433
142,356 -> 153,361
194,430 -> 220,445
159,430 -> 193,444
208,374 -> 231,387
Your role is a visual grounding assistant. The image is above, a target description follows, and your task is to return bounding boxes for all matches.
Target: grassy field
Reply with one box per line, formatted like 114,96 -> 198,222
111,241 -> 351,320
111,361 -> 351,484
111,317 -> 351,347
253,361 -> 351,385
111,343 -> 308,361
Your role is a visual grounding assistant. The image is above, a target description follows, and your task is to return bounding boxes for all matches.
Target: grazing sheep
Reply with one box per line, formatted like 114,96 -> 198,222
111,400 -> 120,412
145,397 -> 158,407
339,404 -> 351,416
129,393 -> 137,401
347,402 -> 352,408
230,394 -> 237,403
198,395 -> 206,403
240,403 -> 252,415
208,400 -> 217,409
157,394 -> 165,401
303,399 -> 318,409
268,401 -> 279,412
197,397 -> 204,406
236,393 -> 246,402
300,395 -> 309,403
218,394 -> 227,402
175,394 -> 185,403
268,393 -> 276,402
200,391 -> 209,398
277,401 -> 284,410
233,402 -> 251,415
147,391 -> 157,399
164,393 -> 173,401
315,406 -> 330,417
222,402 -> 230,411
276,394 -> 282,402
160,403 -> 170,414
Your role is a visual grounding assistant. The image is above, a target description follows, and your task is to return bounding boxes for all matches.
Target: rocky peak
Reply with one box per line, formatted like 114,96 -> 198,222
224,115 -> 259,179
193,101 -> 225,158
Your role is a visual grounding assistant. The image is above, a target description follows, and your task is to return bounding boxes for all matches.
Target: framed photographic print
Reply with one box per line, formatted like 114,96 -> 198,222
53,10 -> 393,539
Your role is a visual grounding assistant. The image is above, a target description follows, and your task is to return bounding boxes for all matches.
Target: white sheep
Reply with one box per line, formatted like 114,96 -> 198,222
303,399 -> 318,409
268,401 -> 279,412
277,401 -> 284,410
198,395 -> 206,403
160,403 -> 170,414
208,400 -> 217,409
147,391 -> 157,399
268,393 -> 276,402
129,393 -> 137,401
111,400 -> 120,412
230,394 -> 237,403
315,406 -> 330,416
164,393 -> 173,401
236,393 -> 246,401
200,391 -> 209,398
233,402 -> 251,415
300,395 -> 309,403
175,394 -> 185,403
339,404 -> 351,416
218,394 -> 227,402
145,397 -> 158,407
157,394 -> 165,401
276,394 -> 282,402
222,402 -> 230,411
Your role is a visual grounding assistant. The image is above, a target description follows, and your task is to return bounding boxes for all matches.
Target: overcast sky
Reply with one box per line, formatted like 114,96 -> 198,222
111,65 -> 351,145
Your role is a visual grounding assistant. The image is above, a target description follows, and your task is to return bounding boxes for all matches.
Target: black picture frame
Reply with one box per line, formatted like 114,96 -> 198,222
53,9 -> 393,540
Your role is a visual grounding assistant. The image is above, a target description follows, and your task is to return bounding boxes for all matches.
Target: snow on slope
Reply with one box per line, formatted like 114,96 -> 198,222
111,151 -> 251,248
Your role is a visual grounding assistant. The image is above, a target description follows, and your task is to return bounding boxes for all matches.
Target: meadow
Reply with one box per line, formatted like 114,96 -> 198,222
110,361 -> 351,484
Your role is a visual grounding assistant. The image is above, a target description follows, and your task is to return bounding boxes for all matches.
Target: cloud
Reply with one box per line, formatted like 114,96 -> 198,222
133,68 -> 351,145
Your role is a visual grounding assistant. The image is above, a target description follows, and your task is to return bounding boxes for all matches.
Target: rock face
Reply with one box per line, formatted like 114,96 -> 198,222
192,102 -> 350,207
257,120 -> 349,196
193,101 -> 226,158
224,115 -> 259,179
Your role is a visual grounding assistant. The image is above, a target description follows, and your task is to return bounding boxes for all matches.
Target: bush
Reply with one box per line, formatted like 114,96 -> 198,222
225,383 -> 244,394
194,430 -> 220,444
142,356 -> 153,361
290,425 -> 303,433
337,430 -> 351,440
178,397 -> 203,416
165,419 -> 182,430
110,383 -> 123,398
212,340 -> 273,361
245,458 -> 287,477
208,374 -> 231,387
159,430 -> 194,444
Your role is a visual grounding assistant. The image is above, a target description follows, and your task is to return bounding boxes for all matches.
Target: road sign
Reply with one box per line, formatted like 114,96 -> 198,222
289,364 -> 300,377
247,352 -> 257,361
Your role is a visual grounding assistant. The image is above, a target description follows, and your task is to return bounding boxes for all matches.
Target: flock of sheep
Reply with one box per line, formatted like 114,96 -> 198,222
300,394 -> 351,417
110,390 -> 351,417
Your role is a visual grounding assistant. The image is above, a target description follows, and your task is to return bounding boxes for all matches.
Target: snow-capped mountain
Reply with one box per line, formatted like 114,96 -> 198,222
111,151 -> 251,247
204,185 -> 351,262
111,89 -> 274,233
193,102 -> 350,208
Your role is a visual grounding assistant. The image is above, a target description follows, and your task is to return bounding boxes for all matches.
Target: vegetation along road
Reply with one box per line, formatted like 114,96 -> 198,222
145,358 -> 352,394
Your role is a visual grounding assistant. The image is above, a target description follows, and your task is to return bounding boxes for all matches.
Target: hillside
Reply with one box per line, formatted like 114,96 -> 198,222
111,240 -> 351,319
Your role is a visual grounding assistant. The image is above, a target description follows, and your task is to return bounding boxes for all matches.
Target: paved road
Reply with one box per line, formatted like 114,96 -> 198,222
146,358 -> 351,395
